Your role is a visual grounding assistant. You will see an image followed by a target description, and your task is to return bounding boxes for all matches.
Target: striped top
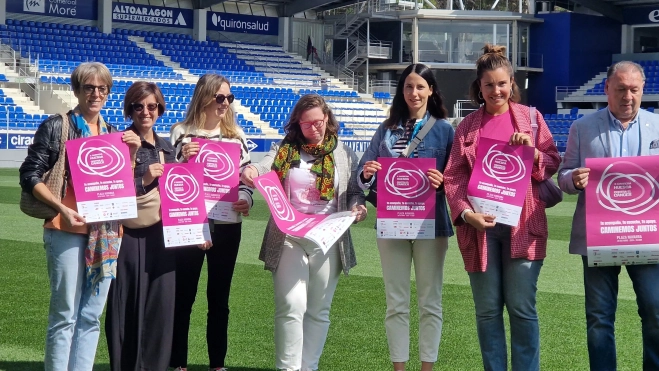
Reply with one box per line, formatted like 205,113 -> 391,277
169,123 -> 254,224
391,118 -> 418,157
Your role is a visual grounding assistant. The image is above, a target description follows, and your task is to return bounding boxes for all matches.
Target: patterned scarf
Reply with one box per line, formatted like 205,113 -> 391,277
272,134 -> 338,201
71,107 -> 121,295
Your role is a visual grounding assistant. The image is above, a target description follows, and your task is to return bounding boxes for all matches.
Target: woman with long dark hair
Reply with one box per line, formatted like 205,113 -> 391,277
357,63 -> 455,371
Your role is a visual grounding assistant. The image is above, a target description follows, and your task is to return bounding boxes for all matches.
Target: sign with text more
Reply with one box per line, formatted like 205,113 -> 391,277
8,0 -> 96,20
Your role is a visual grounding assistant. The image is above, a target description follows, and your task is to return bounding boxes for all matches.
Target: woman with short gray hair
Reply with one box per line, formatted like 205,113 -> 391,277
19,62 -> 140,370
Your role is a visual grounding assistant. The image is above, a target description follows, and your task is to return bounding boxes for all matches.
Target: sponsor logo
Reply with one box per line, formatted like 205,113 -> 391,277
112,4 -> 186,26
77,139 -> 125,178
210,13 -> 271,33
165,166 -> 200,205
246,139 -> 258,152
24,0 -> 45,13
194,142 -> 235,181
650,10 -> 659,22
9,134 -> 34,149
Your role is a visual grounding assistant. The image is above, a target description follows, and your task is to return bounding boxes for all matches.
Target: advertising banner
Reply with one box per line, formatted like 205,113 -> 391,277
112,2 -> 193,28
8,0 -> 96,20
207,12 -> 278,36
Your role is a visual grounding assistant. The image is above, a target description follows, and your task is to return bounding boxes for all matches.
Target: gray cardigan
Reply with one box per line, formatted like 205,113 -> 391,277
252,139 -> 365,275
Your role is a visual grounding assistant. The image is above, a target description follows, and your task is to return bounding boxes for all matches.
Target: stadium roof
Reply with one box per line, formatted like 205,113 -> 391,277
571,0 -> 659,22
194,0 -> 353,17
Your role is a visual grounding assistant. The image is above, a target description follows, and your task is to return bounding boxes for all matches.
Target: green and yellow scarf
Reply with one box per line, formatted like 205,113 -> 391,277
272,135 -> 338,201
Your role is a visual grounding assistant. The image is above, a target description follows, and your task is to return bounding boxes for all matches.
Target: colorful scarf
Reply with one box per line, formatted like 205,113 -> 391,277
71,107 -> 121,295
272,134 -> 338,201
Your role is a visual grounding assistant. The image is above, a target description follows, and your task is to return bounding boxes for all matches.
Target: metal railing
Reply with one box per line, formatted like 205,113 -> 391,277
454,99 -> 479,118
369,79 -> 396,95
555,86 -> 581,101
517,52 -> 544,69
319,0 -> 412,17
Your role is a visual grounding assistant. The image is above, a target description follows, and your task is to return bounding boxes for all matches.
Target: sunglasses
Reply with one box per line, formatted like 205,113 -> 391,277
131,102 -> 159,112
82,84 -> 108,95
214,93 -> 235,104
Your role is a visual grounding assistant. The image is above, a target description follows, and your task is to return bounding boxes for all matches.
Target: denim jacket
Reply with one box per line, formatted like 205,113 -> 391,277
357,115 -> 455,237
128,125 -> 175,196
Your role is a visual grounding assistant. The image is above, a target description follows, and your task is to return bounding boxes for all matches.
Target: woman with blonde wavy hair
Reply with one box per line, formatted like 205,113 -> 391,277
169,73 -> 253,371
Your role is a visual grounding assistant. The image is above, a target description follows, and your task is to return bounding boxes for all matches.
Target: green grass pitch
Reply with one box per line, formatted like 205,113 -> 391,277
0,168 -> 643,370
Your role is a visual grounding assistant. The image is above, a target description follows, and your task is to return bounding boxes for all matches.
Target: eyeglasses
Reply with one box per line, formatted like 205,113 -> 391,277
299,120 -> 325,130
82,85 -> 108,95
214,93 -> 235,104
131,102 -> 159,112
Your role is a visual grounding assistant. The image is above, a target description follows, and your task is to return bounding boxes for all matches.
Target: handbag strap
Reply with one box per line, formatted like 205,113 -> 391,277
49,113 -> 70,199
530,106 -> 539,145
401,116 -> 437,158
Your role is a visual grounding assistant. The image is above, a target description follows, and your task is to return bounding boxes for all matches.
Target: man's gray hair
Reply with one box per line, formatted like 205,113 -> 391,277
607,61 -> 646,81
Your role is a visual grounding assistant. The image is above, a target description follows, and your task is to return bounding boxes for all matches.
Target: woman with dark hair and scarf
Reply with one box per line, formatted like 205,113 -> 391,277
242,94 -> 367,371
357,63 -> 455,371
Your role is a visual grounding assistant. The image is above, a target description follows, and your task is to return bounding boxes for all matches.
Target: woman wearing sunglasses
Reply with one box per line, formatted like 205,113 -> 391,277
105,81 -> 177,370
169,73 -> 253,371
241,94 -> 367,371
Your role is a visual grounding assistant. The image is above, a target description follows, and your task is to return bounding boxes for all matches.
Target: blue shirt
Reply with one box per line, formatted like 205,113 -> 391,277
607,108 -> 640,158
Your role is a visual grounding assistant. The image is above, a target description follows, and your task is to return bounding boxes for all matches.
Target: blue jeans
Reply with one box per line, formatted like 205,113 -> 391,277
468,224 -> 543,371
582,256 -> 659,371
43,228 -> 111,371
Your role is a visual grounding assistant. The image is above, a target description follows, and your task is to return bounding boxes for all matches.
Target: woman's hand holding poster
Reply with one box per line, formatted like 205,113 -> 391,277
466,137 -> 535,227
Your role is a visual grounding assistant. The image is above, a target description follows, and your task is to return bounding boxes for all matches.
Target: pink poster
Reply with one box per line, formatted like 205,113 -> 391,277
253,171 -> 355,253
65,132 -> 137,223
376,157 -> 436,239
189,138 -> 240,222
585,156 -> 659,266
466,137 -> 535,227
159,162 -> 211,248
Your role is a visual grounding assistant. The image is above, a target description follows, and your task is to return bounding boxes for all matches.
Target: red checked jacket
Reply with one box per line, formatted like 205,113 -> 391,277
444,102 -> 561,272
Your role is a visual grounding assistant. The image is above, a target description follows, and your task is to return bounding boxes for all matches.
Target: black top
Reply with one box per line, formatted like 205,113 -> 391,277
127,124 -> 175,196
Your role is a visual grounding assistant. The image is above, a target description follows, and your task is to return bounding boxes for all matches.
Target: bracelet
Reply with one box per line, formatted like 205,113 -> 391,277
461,209 -> 474,222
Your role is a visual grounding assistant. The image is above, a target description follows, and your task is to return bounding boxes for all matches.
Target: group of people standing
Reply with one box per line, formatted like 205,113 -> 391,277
18,42 -> 659,371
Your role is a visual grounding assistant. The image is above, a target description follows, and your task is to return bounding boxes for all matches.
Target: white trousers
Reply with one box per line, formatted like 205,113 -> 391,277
377,237 -> 449,363
273,237 -> 342,371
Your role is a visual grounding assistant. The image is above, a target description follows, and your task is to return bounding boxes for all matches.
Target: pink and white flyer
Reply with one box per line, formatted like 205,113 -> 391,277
253,171 -> 355,254
466,137 -> 535,227
189,138 -> 240,222
586,156 -> 659,267
160,162 -> 211,248
376,157 -> 436,239
65,132 -> 137,223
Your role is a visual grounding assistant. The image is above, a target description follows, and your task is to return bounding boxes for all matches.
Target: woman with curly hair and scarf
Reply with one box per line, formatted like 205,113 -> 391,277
242,94 -> 367,371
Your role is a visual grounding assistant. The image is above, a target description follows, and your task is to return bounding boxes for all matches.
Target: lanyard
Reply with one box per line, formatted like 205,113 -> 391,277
408,112 -> 430,145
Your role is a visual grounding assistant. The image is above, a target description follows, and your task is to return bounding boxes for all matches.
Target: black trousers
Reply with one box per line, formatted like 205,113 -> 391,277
106,222 -> 176,371
170,222 -> 242,368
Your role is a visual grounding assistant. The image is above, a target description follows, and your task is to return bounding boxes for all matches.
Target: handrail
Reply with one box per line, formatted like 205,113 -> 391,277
555,86 -> 581,102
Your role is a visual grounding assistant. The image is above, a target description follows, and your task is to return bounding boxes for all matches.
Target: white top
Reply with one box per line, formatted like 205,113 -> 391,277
169,124 -> 253,224
286,151 -> 338,215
